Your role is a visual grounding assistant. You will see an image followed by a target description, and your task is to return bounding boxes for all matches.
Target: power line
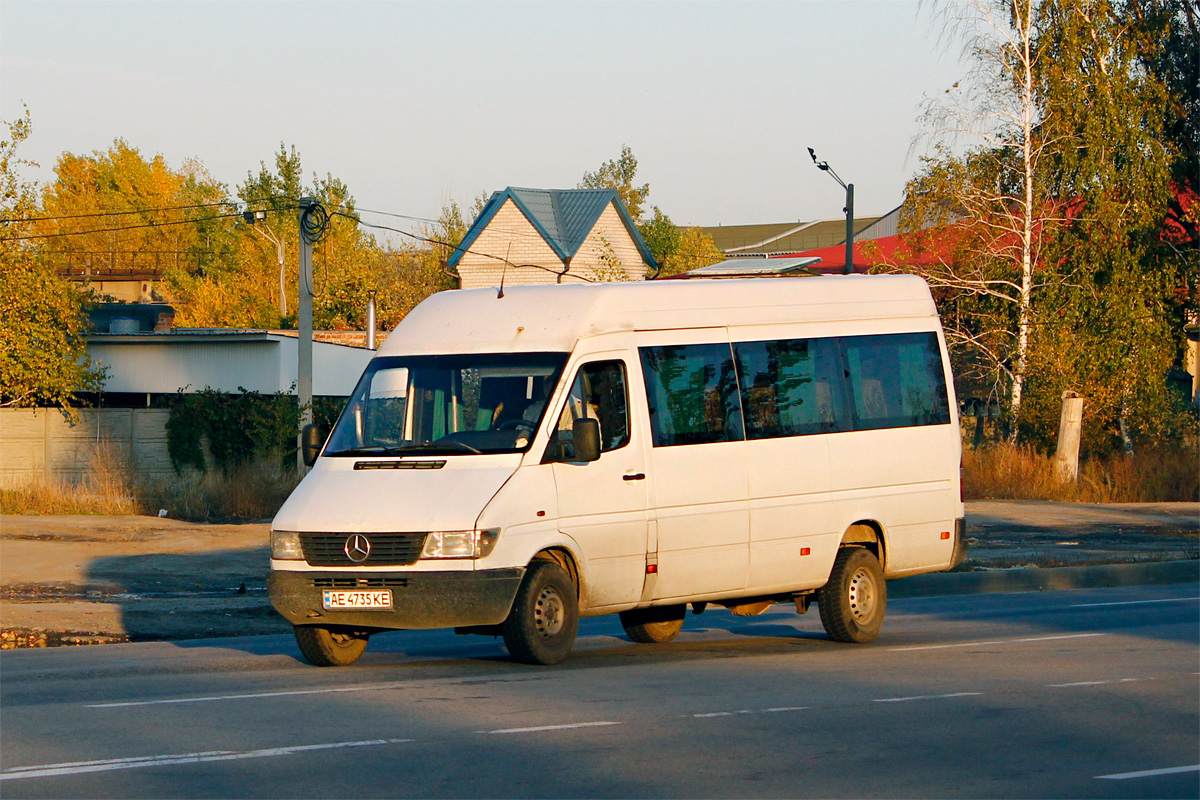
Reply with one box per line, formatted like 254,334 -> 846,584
1,197 -> 593,279
0,210 -> 251,242
0,200 -> 241,225
340,212 -> 593,281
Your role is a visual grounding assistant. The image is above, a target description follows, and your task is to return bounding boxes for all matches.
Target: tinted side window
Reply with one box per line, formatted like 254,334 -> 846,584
549,360 -> 631,460
733,338 -> 847,438
841,332 -> 950,430
640,344 -> 744,447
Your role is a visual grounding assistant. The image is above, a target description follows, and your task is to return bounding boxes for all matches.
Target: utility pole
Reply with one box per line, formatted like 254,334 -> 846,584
807,148 -> 855,275
297,197 -> 319,468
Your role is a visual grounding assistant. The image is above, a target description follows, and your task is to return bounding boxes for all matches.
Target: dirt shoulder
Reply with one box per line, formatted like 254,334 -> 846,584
2,502 -> 1197,648
0,515 -> 284,646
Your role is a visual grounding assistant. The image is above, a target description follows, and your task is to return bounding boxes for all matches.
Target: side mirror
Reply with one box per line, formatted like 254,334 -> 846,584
301,423 -> 323,467
571,418 -> 601,463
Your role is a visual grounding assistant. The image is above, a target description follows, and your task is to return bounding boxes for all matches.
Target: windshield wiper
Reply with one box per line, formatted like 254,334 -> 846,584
325,445 -> 408,457
395,441 -> 483,455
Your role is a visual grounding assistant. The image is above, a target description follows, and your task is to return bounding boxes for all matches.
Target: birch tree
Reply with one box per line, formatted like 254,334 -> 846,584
901,0 -> 1052,429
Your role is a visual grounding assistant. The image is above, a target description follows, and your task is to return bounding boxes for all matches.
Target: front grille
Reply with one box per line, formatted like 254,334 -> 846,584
299,532 -> 426,567
312,577 -> 410,589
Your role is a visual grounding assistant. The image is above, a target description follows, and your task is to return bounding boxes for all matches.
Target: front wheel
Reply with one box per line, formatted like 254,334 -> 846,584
502,561 -> 579,665
619,604 -> 686,643
294,625 -> 369,666
817,547 -> 886,643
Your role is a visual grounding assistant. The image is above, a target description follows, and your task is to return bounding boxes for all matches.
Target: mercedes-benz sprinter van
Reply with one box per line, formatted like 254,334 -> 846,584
268,274 -> 965,666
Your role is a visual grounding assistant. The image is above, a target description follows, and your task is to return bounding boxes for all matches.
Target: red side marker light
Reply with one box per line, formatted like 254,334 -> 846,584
800,547 -> 811,556
536,510 -> 546,517
646,564 -> 658,574
940,531 -> 951,540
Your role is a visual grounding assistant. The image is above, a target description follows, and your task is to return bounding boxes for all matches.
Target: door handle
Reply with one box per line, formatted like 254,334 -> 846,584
622,473 -> 646,481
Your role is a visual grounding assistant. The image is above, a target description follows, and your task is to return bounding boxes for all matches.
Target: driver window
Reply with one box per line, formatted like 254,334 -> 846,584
550,360 -> 630,460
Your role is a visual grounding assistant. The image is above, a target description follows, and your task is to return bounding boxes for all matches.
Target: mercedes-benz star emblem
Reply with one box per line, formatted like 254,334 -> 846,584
344,534 -> 371,563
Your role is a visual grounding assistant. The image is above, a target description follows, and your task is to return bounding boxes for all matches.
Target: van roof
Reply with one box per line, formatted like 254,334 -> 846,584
378,274 -> 938,356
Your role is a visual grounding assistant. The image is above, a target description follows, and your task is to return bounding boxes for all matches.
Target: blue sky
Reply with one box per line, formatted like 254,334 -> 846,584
1,1 -> 965,231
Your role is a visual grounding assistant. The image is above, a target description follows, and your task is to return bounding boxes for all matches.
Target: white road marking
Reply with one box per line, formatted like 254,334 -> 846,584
1072,597 -> 1199,608
0,738 -> 414,782
889,633 -> 1107,652
481,722 -> 621,735
86,683 -> 410,708
1048,678 -> 1141,688
692,706 -> 808,718
1096,764 -> 1200,780
874,692 -> 982,703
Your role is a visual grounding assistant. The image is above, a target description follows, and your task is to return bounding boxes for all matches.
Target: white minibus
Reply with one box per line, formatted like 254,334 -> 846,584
268,273 -> 966,666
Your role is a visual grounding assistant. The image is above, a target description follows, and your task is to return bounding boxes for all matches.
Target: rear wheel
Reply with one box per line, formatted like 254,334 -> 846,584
620,604 -> 686,643
502,560 -> 578,665
817,547 -> 886,643
294,625 -> 369,666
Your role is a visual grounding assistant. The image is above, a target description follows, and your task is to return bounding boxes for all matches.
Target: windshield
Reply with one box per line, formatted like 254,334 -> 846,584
324,353 -> 569,457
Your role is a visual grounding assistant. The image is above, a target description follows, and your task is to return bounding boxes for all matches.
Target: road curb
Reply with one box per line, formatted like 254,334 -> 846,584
890,559 -> 1199,599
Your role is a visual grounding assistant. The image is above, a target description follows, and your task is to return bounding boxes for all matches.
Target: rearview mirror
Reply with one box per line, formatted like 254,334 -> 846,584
301,423 -> 324,467
571,418 -> 600,463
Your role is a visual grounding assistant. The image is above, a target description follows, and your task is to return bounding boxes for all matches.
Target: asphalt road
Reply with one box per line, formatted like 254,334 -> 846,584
1,583 -> 1196,799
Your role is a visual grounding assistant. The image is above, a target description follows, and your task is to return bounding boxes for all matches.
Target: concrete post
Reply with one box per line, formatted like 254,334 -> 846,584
366,292 -> 377,351
1055,391 -> 1084,482
297,198 -> 316,470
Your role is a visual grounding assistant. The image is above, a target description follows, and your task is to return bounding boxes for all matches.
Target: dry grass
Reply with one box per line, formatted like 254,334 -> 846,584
2,458 -> 300,522
963,442 -> 1199,502
1,441 -> 141,515
139,462 -> 300,521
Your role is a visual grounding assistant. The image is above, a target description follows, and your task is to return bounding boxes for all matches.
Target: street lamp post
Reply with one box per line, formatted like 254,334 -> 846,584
243,210 -> 288,317
807,148 -> 855,275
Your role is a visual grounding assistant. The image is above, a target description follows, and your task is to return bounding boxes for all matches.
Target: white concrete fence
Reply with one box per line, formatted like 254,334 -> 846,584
0,408 -> 177,487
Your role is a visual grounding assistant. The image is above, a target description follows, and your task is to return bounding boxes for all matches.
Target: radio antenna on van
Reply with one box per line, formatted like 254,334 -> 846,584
497,242 -> 512,299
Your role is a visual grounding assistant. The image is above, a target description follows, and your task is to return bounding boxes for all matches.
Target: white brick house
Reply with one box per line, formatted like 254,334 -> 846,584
449,188 -> 658,289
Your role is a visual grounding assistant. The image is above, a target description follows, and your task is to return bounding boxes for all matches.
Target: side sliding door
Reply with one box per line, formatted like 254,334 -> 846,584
636,330 -> 749,600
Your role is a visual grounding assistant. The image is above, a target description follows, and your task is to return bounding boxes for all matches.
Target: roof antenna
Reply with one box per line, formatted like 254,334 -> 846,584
497,242 -> 512,299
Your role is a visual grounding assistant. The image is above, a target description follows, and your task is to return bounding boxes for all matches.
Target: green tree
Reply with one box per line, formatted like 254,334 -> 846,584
657,227 -> 725,278
0,111 -> 105,411
639,206 -> 682,266
579,144 -> 650,221
1024,0 -> 1184,450
1130,0 -> 1198,248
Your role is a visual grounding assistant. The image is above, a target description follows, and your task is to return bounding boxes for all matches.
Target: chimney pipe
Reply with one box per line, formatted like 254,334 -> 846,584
366,292 -> 377,350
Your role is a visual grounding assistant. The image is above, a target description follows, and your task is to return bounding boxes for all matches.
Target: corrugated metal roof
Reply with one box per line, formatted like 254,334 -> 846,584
86,331 -> 374,395
448,187 -> 657,271
702,217 -> 883,256
685,257 -> 821,277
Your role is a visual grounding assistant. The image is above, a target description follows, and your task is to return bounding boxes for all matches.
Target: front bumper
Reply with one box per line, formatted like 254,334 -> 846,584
268,567 -> 525,630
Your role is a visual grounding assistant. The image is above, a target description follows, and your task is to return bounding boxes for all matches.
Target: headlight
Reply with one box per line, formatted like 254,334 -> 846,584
421,528 -> 500,559
271,530 -> 304,560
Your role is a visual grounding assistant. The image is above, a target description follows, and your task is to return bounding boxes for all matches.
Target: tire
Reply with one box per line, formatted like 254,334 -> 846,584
294,625 -> 369,667
502,560 -> 579,665
817,547 -> 887,643
619,604 -> 686,643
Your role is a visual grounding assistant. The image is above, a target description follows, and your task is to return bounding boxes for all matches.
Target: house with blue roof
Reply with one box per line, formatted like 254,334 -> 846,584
448,187 -> 658,289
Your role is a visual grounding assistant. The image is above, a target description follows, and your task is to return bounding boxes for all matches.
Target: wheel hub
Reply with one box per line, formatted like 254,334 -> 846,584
534,586 -> 564,638
847,567 -> 876,622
